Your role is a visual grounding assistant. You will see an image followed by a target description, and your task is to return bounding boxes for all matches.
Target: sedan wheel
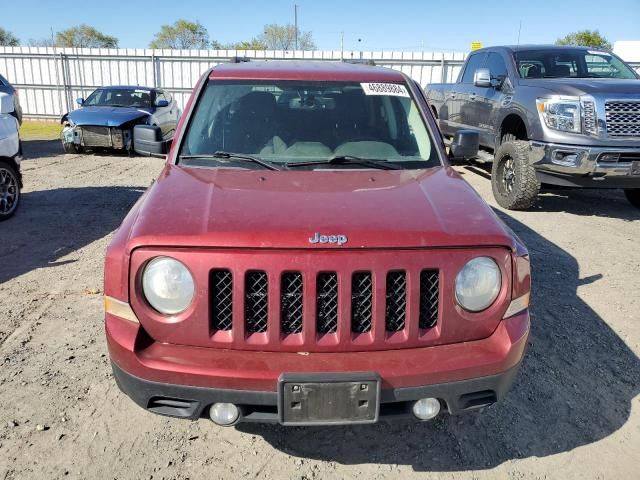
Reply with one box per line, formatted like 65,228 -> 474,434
0,162 -> 20,220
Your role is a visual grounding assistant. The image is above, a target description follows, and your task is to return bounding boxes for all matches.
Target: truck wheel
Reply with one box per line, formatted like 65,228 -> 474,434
491,137 -> 540,210
0,160 -> 20,221
624,189 -> 640,209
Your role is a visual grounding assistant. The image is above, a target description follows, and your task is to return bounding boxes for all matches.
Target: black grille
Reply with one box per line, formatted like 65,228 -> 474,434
210,269 -> 233,331
351,272 -> 373,333
419,270 -> 439,329
316,272 -> 338,334
385,271 -> 406,332
245,271 -> 268,333
281,272 -> 303,334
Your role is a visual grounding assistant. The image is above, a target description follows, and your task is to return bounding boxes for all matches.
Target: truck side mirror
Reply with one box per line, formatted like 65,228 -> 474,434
473,68 -> 491,88
449,130 -> 479,163
133,125 -> 172,157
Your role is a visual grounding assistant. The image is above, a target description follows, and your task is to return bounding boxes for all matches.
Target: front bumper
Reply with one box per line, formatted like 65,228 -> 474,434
106,310 -> 529,424
529,141 -> 640,188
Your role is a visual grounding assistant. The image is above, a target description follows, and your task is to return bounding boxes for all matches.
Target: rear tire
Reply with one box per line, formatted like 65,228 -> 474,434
0,160 -> 20,221
491,136 -> 540,210
624,189 -> 640,209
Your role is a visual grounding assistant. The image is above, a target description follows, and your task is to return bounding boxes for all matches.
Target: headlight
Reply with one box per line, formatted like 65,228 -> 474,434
536,97 -> 581,133
142,256 -> 195,315
455,257 -> 501,312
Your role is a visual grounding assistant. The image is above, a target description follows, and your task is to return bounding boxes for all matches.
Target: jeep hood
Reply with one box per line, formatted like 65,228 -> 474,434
126,165 -> 516,250
520,78 -> 640,97
67,106 -> 152,127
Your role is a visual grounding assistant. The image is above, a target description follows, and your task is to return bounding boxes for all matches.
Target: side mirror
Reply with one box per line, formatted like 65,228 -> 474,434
473,68 -> 491,88
155,99 -> 169,108
76,97 -> 85,106
449,130 -> 479,163
133,125 -> 172,157
0,93 -> 12,115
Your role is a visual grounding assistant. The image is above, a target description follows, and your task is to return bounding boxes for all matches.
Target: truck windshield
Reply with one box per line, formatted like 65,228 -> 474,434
514,49 -> 638,80
179,80 -> 439,169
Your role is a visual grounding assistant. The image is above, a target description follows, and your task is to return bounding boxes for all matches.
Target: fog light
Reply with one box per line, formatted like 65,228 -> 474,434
209,403 -> 240,426
412,398 -> 441,420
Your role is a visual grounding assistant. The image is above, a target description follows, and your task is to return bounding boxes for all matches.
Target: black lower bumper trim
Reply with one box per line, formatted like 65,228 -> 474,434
111,361 -> 522,424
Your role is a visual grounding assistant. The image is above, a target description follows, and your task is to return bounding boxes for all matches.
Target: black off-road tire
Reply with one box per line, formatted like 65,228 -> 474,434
624,189 -> 640,209
0,160 -> 21,221
491,135 -> 540,210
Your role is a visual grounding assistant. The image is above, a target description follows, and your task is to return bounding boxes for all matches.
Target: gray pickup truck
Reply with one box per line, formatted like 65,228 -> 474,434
426,45 -> 640,210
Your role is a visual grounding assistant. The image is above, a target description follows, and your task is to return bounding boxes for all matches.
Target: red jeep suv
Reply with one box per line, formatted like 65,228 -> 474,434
104,61 -> 530,426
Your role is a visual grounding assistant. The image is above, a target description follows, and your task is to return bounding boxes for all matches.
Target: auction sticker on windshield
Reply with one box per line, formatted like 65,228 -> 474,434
361,83 -> 409,97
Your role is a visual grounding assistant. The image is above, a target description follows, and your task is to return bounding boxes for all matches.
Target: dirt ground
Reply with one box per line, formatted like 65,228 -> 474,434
0,140 -> 638,480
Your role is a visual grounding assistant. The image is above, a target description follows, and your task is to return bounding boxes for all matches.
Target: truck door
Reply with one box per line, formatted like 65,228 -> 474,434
478,52 -> 511,148
449,52 -> 486,135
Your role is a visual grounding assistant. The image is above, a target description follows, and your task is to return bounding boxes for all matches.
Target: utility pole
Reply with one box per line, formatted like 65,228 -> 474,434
294,4 -> 298,50
340,31 -> 344,61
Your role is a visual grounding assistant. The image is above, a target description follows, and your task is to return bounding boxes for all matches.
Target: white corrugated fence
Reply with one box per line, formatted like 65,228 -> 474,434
0,47 -> 467,119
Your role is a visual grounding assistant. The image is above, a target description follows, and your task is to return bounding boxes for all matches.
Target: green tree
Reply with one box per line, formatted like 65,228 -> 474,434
150,20 -> 210,49
0,27 -> 19,47
55,25 -> 118,48
259,24 -> 316,50
555,30 -> 612,50
223,38 -> 267,50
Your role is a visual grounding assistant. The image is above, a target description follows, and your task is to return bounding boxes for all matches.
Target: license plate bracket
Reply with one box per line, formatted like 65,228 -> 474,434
278,372 -> 380,426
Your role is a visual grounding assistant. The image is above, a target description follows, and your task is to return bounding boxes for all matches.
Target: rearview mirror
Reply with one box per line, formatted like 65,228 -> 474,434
76,97 -> 85,106
473,68 -> 491,88
0,93 -> 12,115
155,99 -> 169,108
449,130 -> 479,163
133,125 -> 171,157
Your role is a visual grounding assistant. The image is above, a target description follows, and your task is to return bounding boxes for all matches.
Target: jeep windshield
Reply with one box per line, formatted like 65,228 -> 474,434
83,88 -> 153,108
178,80 -> 439,169
515,49 -> 639,80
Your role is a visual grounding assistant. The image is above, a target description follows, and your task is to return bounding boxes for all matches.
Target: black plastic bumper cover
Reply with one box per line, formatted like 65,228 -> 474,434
111,361 -> 522,424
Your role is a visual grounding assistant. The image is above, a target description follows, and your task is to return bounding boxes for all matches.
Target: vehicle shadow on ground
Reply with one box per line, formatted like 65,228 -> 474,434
461,164 -> 640,221
21,139 -> 64,158
238,210 -> 639,472
0,186 -> 144,284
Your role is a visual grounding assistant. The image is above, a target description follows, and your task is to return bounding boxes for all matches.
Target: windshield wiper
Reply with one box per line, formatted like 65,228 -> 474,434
285,155 -> 401,170
179,151 -> 282,171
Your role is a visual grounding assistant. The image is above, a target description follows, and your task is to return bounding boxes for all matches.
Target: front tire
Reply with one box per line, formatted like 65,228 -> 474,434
0,160 -> 20,221
62,142 -> 83,154
491,137 -> 540,210
624,189 -> 640,209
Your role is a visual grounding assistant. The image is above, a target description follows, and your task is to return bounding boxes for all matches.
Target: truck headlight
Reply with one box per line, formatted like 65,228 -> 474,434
455,257 -> 501,312
142,257 -> 195,315
536,97 -> 581,133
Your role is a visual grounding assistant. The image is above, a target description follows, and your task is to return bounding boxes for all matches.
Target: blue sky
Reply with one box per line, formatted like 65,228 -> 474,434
4,0 -> 639,51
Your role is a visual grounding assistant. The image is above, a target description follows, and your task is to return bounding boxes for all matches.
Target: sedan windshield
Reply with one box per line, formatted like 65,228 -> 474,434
84,88 -> 153,107
515,49 -> 638,80
179,80 -> 439,169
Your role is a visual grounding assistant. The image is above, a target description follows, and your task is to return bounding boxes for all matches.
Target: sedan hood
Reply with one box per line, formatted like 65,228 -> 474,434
520,78 -> 640,97
126,165 -> 516,250
67,106 -> 152,127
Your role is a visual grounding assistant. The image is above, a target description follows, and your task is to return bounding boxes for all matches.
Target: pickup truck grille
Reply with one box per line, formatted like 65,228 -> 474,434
605,101 -> 640,137
582,101 -> 597,136
209,268 -> 440,339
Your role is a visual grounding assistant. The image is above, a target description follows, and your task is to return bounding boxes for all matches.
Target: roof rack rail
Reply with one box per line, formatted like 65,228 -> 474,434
230,56 -> 250,63
342,59 -> 376,66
